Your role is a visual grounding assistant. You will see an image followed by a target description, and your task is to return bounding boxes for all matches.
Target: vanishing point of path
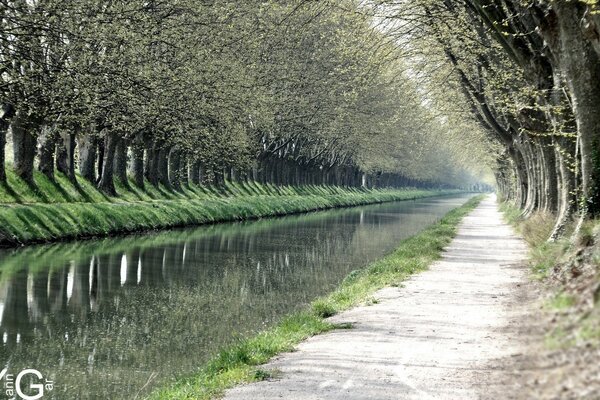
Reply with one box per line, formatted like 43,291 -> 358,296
224,195 -> 536,400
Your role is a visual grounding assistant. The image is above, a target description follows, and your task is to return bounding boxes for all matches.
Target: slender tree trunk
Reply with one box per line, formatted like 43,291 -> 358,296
97,137 -> 105,184
0,126 -> 6,183
97,131 -> 118,195
520,140 -> 537,216
541,137 -> 558,213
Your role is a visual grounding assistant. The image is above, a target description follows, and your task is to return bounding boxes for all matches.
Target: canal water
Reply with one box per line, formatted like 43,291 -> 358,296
0,194 -> 472,399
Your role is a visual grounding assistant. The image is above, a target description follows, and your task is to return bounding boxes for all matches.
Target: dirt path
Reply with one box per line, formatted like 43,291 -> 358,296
224,195 -> 537,400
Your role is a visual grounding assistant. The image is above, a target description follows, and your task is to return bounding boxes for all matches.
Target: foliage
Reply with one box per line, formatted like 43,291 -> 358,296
0,0 -> 489,194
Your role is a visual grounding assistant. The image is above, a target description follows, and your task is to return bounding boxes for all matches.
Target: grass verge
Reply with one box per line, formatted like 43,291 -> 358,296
148,194 -> 484,400
0,168 -> 461,246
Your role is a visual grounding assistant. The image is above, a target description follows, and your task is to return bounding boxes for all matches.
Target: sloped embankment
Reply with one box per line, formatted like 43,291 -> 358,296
0,169 -> 458,246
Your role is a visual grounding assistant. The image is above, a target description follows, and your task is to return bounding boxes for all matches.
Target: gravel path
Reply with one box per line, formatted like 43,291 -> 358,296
224,195 -> 535,400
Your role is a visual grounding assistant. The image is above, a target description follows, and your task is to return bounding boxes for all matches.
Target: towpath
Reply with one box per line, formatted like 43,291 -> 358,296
224,195 -> 535,400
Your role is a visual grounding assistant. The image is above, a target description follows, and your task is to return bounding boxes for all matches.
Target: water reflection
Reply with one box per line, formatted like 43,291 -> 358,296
0,195 -> 471,399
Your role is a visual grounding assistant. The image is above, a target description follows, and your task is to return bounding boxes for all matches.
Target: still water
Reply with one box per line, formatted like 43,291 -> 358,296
0,194 -> 472,399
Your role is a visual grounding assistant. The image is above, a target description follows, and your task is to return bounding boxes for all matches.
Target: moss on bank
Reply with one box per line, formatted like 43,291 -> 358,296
149,195 -> 483,400
0,168 -> 460,246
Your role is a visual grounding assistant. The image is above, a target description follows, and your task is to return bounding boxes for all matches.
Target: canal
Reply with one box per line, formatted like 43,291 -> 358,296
0,194 -> 473,399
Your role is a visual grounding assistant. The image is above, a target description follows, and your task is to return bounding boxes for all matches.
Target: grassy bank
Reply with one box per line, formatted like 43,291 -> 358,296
149,195 -> 483,400
0,168 -> 460,246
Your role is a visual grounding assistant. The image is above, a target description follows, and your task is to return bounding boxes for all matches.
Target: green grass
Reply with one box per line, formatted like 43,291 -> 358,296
148,195 -> 483,400
545,292 -> 576,310
0,168 -> 461,246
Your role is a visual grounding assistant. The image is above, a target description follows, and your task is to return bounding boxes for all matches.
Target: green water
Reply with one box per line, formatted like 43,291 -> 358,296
0,194 -> 473,399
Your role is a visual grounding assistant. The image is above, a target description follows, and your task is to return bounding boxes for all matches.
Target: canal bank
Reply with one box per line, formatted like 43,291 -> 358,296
149,195 -> 483,400
0,171 -> 460,246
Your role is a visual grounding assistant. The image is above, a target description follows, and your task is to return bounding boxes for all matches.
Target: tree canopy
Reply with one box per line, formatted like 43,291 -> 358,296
1,0 -> 490,196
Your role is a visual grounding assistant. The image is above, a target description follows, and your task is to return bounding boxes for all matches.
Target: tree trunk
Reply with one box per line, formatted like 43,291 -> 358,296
555,2 -> 600,217
79,133 -> 97,183
113,137 -> 129,186
0,105 -> 15,183
12,112 -> 38,184
168,148 -> 181,189
0,127 -> 5,183
157,146 -> 171,188
57,131 -> 77,181
97,131 -> 118,195
97,137 -> 105,184
189,161 -> 200,185
550,136 -> 577,239
179,157 -> 188,187
38,126 -> 56,181
541,137 -> 558,213
508,143 -> 528,209
130,143 -> 144,188
145,144 -> 160,187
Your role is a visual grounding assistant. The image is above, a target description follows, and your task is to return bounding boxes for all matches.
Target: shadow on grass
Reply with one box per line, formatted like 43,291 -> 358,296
26,180 -> 50,203
0,181 -> 23,203
70,179 -> 98,203
48,179 -> 76,203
